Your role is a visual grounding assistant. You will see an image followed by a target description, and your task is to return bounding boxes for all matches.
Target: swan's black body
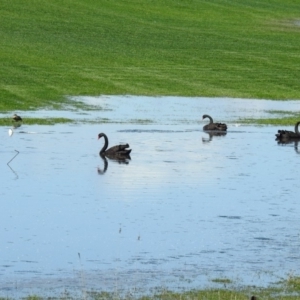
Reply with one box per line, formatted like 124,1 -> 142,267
202,114 -> 227,131
275,121 -> 300,141
98,133 -> 131,159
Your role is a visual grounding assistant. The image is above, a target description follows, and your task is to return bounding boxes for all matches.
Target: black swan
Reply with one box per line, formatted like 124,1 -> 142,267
202,114 -> 227,131
98,133 -> 131,158
12,114 -> 22,122
275,121 -> 300,141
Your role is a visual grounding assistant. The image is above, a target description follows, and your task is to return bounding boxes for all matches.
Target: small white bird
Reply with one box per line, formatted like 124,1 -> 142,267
8,129 -> 14,136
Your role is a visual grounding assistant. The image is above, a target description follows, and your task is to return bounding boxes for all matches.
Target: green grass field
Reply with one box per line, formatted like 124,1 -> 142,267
1,0 -> 300,112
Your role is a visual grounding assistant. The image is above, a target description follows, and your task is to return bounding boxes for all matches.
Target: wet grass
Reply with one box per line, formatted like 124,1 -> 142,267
8,275 -> 300,300
0,116 -> 156,126
242,117 -> 300,126
1,113 -> 299,126
240,111 -> 300,125
0,117 -> 73,126
211,277 -> 233,284
1,0 -> 300,113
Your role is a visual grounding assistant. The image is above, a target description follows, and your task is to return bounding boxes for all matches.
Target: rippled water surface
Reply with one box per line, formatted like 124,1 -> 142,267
1,97 -> 300,298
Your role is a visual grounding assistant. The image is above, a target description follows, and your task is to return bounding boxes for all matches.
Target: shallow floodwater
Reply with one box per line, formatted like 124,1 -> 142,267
1,96 -> 300,298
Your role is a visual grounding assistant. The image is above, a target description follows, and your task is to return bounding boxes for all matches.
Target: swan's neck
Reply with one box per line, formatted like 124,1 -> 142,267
295,122 -> 300,134
100,134 -> 109,153
206,115 -> 213,123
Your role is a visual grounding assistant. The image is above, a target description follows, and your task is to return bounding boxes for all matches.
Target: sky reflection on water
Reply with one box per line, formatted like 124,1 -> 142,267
1,96 -> 300,298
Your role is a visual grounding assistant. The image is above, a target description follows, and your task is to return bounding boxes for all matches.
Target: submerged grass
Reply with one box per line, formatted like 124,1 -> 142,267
0,116 -> 156,125
1,114 -> 299,126
0,117 -> 73,126
10,275 -> 300,300
240,111 -> 300,125
1,0 -> 300,112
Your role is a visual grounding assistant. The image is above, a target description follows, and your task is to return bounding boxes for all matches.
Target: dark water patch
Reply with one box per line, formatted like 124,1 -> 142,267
118,129 -> 193,133
219,216 -> 242,220
254,237 -> 273,241
14,270 -> 41,274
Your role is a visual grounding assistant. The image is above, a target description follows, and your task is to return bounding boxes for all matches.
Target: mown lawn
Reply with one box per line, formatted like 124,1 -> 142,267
1,0 -> 300,111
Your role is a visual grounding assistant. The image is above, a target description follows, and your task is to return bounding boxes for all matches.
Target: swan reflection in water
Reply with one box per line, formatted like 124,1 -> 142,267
202,131 -> 227,143
12,123 -> 22,129
97,155 -> 108,174
276,139 -> 300,155
97,153 -> 131,175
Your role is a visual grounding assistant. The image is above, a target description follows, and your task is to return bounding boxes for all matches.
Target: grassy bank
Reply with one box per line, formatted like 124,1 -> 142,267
1,0 -> 300,112
3,276 -> 300,300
